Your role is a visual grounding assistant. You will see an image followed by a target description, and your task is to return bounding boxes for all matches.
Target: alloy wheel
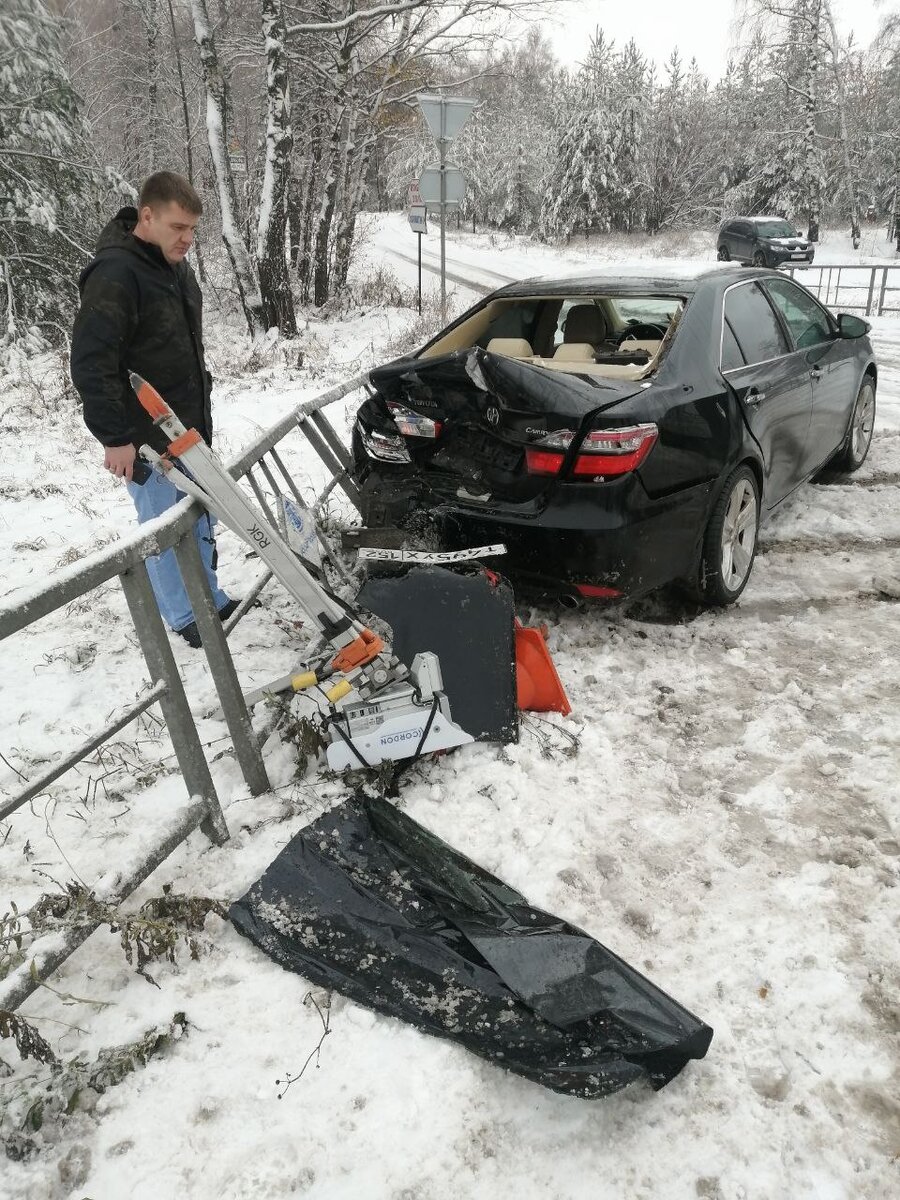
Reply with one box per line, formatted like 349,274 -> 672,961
720,478 -> 758,591
851,384 -> 876,463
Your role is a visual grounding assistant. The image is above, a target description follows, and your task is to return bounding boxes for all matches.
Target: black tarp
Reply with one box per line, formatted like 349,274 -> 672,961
230,796 -> 712,1099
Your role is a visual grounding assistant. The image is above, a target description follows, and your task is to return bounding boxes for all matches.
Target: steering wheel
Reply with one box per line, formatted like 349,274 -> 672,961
616,322 -> 668,346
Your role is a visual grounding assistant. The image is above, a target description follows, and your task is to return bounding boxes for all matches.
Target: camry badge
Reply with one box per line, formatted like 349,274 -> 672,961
486,405 -> 500,426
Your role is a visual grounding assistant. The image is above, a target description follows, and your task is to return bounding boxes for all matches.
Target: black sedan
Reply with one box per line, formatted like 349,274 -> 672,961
351,265 -> 877,605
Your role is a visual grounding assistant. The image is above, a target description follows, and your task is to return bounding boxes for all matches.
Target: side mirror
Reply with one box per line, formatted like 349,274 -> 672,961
836,313 -> 870,339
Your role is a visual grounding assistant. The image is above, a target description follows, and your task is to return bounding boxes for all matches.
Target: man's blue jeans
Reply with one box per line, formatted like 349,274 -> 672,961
127,469 -> 230,632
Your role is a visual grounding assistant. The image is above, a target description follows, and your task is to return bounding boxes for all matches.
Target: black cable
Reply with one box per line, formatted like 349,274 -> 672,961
325,713 -> 372,770
411,696 -> 440,764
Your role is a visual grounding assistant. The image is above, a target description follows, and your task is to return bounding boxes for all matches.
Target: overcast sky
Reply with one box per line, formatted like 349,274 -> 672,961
544,0 -> 898,80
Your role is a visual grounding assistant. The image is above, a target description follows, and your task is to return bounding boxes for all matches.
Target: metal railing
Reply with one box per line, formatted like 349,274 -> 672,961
0,371 -> 366,1011
785,264 -> 900,316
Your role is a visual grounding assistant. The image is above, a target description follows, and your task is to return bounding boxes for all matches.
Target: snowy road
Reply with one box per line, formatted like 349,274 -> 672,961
1,225 -> 899,1199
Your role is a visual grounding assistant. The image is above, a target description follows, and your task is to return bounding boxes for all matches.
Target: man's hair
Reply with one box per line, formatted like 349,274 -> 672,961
139,171 -> 203,215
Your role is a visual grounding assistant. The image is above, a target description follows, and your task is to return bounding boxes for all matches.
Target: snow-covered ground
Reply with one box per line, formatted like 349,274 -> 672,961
1,221 -> 898,1200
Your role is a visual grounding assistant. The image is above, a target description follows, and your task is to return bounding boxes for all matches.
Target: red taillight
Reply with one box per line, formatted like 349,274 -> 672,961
525,424 -> 658,480
575,583 -> 621,598
524,448 -> 566,475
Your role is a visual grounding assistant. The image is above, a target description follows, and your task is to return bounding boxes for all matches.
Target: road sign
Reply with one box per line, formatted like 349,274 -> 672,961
416,94 -> 476,143
418,165 -> 466,206
407,181 -> 423,208
408,205 -> 427,233
414,93 -> 476,324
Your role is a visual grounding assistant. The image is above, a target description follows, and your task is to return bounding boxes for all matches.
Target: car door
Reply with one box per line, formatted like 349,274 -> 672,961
722,221 -> 742,258
726,221 -> 745,260
738,221 -> 757,262
721,280 -> 813,505
761,276 -> 857,476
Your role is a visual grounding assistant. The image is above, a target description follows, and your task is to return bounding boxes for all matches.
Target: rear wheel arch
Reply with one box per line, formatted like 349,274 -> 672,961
738,454 -> 764,499
698,462 -> 761,605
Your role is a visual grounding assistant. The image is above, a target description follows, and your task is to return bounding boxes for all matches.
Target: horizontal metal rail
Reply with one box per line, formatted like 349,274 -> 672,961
0,682 -> 167,822
0,795 -> 217,1012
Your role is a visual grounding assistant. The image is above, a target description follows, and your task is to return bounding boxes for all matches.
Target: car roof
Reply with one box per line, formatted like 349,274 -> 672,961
490,261 -> 755,298
726,215 -> 793,225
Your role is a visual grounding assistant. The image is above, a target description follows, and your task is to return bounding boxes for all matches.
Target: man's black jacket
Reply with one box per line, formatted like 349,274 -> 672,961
71,207 -> 212,454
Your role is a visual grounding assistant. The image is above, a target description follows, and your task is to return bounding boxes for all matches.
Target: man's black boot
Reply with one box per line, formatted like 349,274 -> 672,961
175,621 -> 202,648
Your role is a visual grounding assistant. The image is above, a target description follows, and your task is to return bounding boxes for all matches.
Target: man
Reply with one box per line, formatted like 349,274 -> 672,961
71,171 -> 234,647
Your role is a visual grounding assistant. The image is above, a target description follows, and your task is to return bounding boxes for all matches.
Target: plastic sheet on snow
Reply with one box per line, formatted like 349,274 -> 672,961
230,797 -> 712,1099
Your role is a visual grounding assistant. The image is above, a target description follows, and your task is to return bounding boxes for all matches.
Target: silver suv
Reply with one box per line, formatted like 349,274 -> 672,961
717,217 -> 815,268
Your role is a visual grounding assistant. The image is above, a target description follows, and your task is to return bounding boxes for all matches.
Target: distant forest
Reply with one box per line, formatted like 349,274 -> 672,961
2,0 -> 898,345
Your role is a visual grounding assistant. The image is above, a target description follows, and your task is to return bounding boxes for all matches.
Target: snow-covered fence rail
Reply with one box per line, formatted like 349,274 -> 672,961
785,264 -> 900,317
0,370 -> 367,1010
0,513 -> 233,1009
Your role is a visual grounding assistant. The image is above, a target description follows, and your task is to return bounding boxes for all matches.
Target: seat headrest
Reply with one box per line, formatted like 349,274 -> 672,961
553,342 -> 595,361
485,337 -> 533,359
563,304 -> 607,344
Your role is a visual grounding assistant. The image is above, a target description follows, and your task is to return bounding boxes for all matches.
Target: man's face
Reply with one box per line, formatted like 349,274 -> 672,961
137,201 -> 199,265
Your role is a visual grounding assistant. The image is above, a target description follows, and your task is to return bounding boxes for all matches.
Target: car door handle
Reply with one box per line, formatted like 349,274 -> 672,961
809,367 -> 823,380
746,388 -> 766,405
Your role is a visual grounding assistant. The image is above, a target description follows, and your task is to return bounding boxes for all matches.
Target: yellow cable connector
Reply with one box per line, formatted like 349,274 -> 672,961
325,679 -> 353,704
290,671 -> 319,692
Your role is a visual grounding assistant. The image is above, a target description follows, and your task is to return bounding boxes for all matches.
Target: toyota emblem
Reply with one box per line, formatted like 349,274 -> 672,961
486,405 -> 500,427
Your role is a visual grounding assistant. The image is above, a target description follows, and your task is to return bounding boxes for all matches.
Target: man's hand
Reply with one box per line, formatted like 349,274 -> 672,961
104,443 -> 137,481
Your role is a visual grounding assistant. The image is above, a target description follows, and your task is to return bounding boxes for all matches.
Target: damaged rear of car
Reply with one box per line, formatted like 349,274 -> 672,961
352,270 -> 750,602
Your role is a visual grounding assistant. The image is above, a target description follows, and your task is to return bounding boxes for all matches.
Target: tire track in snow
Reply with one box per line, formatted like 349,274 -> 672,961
758,533 -> 900,556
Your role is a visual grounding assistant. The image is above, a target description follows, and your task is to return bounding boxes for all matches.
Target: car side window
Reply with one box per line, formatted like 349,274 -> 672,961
764,278 -> 832,349
721,317 -> 746,371
723,282 -> 790,367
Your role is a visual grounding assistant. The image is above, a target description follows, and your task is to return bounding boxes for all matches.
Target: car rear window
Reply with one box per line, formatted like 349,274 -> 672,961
723,282 -> 790,366
610,297 -> 681,325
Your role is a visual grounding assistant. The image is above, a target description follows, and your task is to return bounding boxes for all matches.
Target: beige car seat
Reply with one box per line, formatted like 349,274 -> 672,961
485,337 -> 533,358
562,304 -> 609,346
552,342 -> 595,361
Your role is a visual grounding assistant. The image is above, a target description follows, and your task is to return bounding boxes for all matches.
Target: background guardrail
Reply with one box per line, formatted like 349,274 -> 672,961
785,263 -> 899,316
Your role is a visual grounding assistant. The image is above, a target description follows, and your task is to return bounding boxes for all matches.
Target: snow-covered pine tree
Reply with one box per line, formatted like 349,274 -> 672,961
540,32 -> 621,240
738,0 -> 827,237
610,40 -> 650,232
0,0 -> 110,351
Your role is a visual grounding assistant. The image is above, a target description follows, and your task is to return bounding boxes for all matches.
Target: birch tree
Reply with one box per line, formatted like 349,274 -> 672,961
288,0 -> 555,303
190,0 -> 266,336
257,0 -> 296,334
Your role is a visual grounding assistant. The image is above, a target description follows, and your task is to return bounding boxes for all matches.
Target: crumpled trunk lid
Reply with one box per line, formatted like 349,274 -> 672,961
367,348 -> 643,505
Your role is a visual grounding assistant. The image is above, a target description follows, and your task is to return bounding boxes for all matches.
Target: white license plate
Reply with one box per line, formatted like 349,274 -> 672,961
791,253 -> 807,259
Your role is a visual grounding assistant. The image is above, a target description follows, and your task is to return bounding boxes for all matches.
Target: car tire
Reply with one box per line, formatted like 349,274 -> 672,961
717,245 -> 730,261
752,250 -> 767,267
827,377 -> 876,474
698,465 -> 760,606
